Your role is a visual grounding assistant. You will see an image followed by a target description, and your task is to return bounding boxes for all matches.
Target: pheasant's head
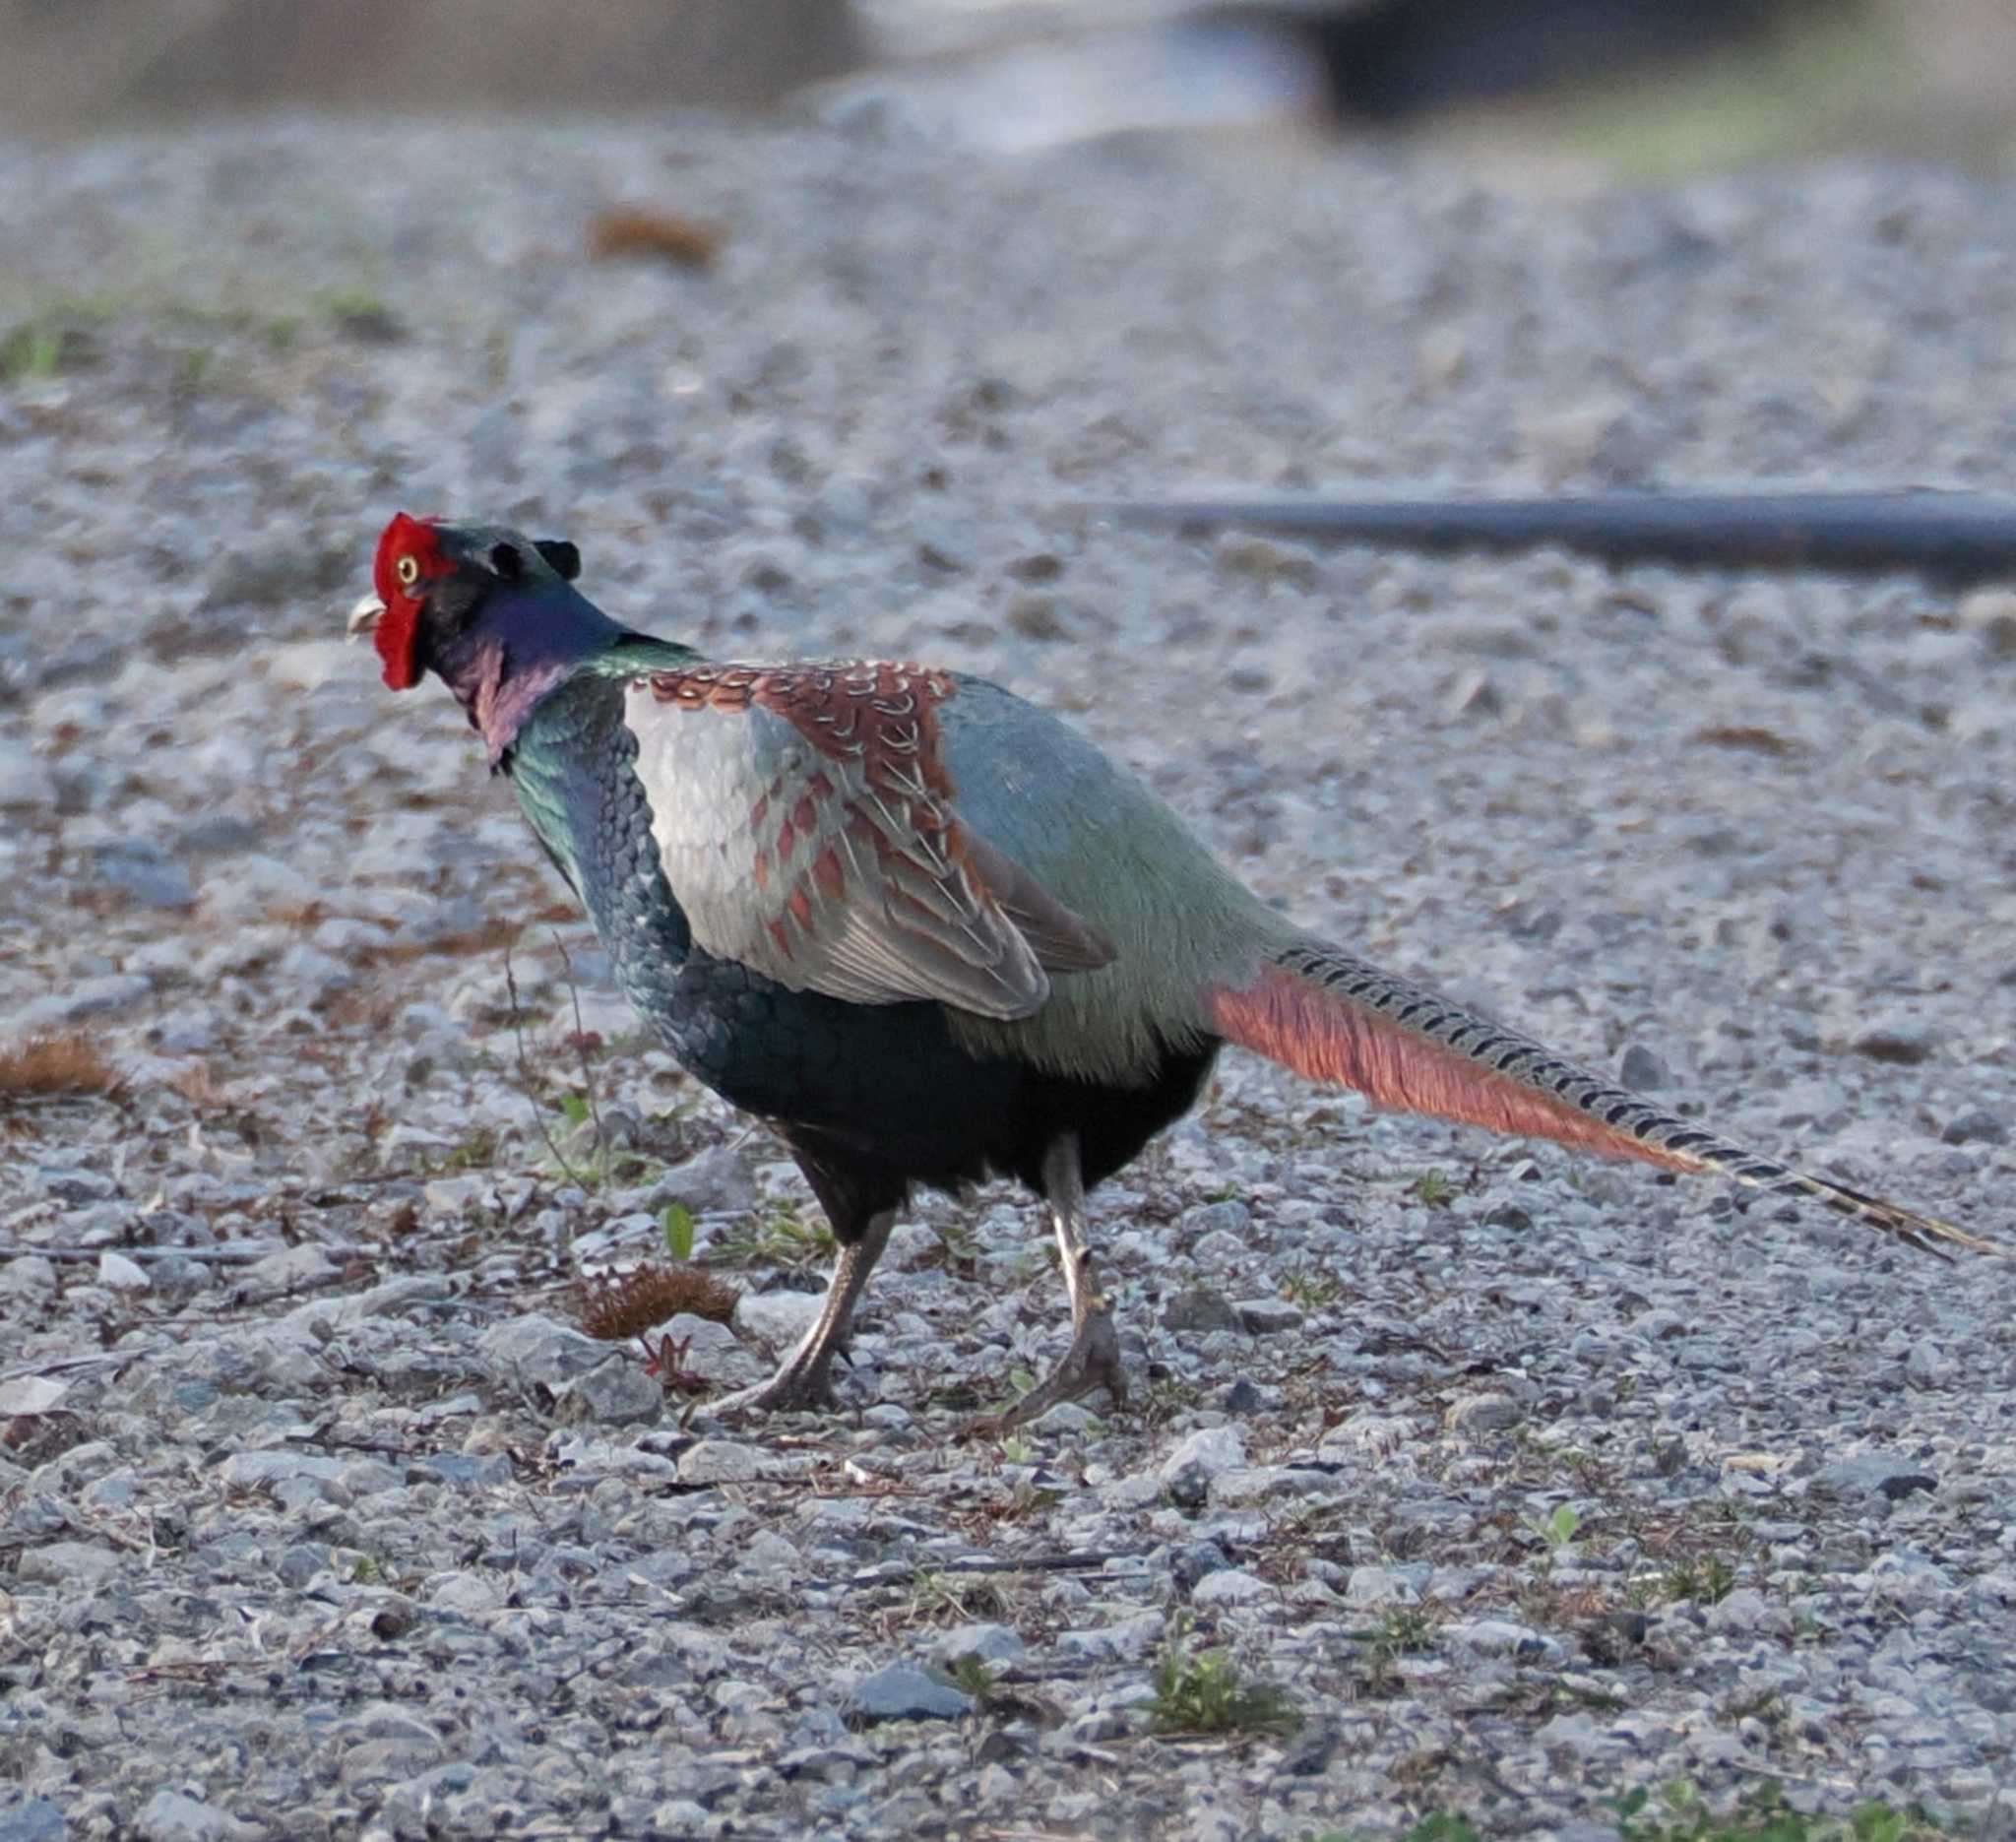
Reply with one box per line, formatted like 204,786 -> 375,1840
349,513 -> 624,764
348,513 -> 583,690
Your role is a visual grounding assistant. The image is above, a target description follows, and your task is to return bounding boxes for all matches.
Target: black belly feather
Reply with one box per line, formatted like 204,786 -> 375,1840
662,948 -> 1220,1236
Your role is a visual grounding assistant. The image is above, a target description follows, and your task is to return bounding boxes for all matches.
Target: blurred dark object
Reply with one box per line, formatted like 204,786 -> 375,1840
1206,0 -> 1854,121
0,0 -> 861,132
588,208 -> 729,271
1102,490 -> 2016,586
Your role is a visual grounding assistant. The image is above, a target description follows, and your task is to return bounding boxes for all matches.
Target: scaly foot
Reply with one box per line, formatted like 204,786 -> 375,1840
683,1361 -> 838,1428
966,1303 -> 1127,1437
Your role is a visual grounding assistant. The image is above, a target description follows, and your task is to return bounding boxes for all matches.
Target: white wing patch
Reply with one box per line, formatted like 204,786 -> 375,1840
623,665 -> 1111,1019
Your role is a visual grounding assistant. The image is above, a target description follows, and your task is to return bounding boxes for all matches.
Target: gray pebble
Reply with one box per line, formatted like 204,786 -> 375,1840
474,1314 -> 607,1388
1231,1298 -> 1305,1335
0,738 -> 54,808
556,1359 -> 663,1426
1161,1287 -> 1242,1335
931,1622 -> 1027,1667
679,1439 -> 765,1485
1158,1426 -> 1245,1507
1445,1391 -> 1525,1434
848,1662 -> 975,1723
17,1542 -> 122,1589
93,841 -> 194,911
134,1793 -> 258,1842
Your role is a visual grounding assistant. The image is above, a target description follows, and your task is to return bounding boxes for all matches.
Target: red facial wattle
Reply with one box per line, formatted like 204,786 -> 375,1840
369,512 -> 446,690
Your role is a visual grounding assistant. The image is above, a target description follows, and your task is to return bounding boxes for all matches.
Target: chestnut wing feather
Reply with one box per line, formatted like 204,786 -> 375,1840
623,667 -> 1112,1019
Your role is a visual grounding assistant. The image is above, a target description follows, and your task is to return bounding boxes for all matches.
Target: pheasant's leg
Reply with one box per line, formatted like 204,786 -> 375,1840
696,1210 -> 894,1422
984,1135 -> 1128,1430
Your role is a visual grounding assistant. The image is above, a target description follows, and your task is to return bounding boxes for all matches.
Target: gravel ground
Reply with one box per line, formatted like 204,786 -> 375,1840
2,117 -> 2015,1842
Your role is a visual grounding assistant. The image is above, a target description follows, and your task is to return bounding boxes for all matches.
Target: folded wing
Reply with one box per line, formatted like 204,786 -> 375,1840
625,662 -> 1113,1019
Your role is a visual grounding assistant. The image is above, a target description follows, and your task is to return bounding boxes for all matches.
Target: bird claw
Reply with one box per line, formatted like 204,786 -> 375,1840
964,1307 -> 1128,1438
682,1366 -> 838,1429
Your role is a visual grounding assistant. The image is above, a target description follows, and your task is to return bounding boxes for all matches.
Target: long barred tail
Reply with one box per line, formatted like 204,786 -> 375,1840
1207,938 -> 1996,1258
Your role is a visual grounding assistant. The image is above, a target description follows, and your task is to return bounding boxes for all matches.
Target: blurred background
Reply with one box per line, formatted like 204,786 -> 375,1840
3,0 -> 2015,176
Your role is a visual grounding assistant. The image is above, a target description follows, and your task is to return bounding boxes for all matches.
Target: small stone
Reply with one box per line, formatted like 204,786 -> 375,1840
1218,1376 -> 1268,1414
178,813 -> 262,857
417,1454 -> 513,1489
1868,1552 -> 1955,1611
1208,1465 -> 1338,1506
278,1274 -> 448,1336
1445,1391 -> 1524,1434
1213,533 -> 1320,590
425,1571 -> 506,1615
649,1144 -> 758,1218
219,1451 -> 347,1492
264,639 -> 359,691
422,1176 -> 485,1216
0,1798 -> 68,1842
1101,1472 -> 1164,1510
1158,1425 -> 1245,1506
976,1763 -> 1020,1803
931,1622 -> 1027,1668
733,1289 -> 825,1351
1344,1565 -> 1421,1607
737,1531 -> 801,1578
1054,1611 -> 1165,1664
1231,1298 -> 1304,1336
1189,1232 -> 1249,1274
1818,1454 -> 1938,1502
1183,1199 -> 1251,1239
1941,1110 -> 2007,1145
93,840 -> 193,910
1167,1541 -> 1230,1590
17,1541 -> 122,1588
1161,1287 -> 1241,1335
0,1374 -> 69,1415
1959,587 -> 2016,656
1619,1043 -> 1670,1090
474,1314 -> 606,1388
1904,1340 -> 1955,1390
9,974 -> 152,1030
1277,1723 -> 1342,1778
147,1253 -> 215,1293
1445,668 -> 1502,719
97,1250 -> 150,1291
1705,1588 -> 1790,1638
653,1314 -> 765,1386
0,1256 -> 58,1297
1184,1803 -> 1247,1842
556,1359 -> 662,1426
883,1222 -> 943,1270
1452,1618 -> 1563,1664
0,738 -> 54,807
37,1166 -> 115,1205
1190,1567 -> 1275,1607
680,1439 -> 765,1485
848,1662 -> 975,1723
243,1243 -> 339,1294
1006,593 -> 1069,641
1850,1027 -> 1934,1065
134,1792 -> 258,1842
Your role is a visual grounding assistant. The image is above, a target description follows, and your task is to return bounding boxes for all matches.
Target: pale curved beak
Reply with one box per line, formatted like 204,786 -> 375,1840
346,593 -> 386,639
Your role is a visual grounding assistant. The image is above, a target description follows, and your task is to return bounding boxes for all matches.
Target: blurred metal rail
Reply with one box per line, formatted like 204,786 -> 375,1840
1089,490 -> 2016,584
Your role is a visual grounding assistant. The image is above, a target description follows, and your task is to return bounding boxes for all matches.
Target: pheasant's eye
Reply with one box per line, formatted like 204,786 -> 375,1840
396,554 -> 421,590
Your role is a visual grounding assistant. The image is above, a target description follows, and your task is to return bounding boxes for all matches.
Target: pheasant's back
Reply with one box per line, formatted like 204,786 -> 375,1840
931,677 -> 1282,1082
